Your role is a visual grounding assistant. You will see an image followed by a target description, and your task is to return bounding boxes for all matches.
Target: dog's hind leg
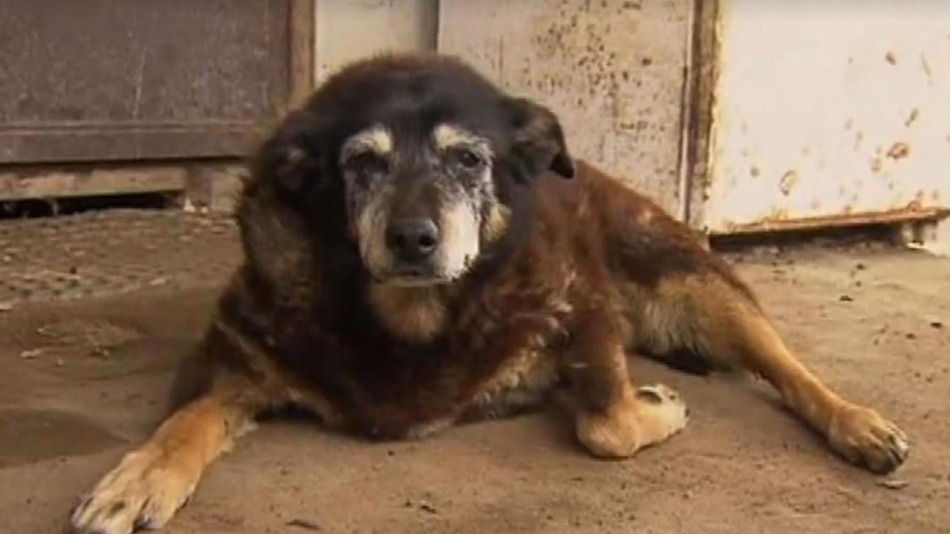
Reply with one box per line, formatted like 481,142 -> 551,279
69,379 -> 263,534
563,308 -> 690,458
658,276 -> 910,474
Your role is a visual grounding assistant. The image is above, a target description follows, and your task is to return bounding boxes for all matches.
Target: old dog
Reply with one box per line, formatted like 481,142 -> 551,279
70,54 -> 909,533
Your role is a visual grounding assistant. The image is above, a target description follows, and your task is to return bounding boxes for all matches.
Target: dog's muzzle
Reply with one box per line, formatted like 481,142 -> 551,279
385,217 -> 441,275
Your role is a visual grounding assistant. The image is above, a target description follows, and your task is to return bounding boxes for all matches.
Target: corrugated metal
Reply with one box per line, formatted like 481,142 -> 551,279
438,0 -> 692,214
705,0 -> 950,234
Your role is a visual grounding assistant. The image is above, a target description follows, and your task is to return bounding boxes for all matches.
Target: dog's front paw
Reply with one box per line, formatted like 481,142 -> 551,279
576,384 -> 689,459
828,403 -> 909,474
70,446 -> 197,534
634,383 -> 690,434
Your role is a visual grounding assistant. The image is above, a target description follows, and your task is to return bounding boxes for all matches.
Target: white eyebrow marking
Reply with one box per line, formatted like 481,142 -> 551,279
341,124 -> 393,162
432,123 -> 493,160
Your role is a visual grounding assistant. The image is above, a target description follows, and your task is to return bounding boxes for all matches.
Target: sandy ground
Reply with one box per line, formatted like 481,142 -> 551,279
0,212 -> 948,534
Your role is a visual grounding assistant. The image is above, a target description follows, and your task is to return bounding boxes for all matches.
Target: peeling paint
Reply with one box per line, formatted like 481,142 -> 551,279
886,142 -> 911,160
439,0 -> 690,213
904,108 -> 919,127
779,170 -> 798,196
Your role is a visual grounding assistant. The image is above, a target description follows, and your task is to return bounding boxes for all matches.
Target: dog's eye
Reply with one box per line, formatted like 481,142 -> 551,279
344,152 -> 388,175
451,148 -> 484,170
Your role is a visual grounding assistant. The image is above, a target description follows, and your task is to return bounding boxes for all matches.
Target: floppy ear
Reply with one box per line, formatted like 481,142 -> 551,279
506,97 -> 575,180
251,109 -> 324,196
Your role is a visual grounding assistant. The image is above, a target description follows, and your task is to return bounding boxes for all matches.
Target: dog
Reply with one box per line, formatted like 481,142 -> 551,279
70,53 -> 909,533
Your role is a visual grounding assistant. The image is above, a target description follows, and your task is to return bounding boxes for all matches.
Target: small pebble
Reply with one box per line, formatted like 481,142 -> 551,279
19,349 -> 44,360
877,479 -> 909,490
286,518 -> 321,531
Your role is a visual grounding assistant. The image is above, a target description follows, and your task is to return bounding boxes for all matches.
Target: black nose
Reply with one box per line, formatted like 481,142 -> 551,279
386,218 -> 440,262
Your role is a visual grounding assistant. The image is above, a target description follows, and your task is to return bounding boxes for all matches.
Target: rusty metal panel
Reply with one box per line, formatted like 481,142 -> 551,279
0,0 -> 291,164
705,1 -> 950,234
438,0 -> 692,214
315,0 -> 438,82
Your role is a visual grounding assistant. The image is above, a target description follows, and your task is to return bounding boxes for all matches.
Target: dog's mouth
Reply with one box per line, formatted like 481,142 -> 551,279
375,250 -> 482,287
373,266 -> 453,287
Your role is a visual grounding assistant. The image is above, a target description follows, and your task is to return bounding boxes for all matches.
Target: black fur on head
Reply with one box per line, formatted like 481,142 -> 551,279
238,53 -> 574,292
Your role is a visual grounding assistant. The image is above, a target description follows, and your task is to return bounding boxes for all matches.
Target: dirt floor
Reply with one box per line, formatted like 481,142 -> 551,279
0,211 -> 948,534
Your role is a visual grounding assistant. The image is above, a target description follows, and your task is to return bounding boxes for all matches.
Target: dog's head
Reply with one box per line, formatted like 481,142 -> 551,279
247,54 -> 574,287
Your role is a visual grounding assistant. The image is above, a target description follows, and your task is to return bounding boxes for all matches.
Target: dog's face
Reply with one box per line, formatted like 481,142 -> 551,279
341,122 -> 501,284
248,55 -> 575,286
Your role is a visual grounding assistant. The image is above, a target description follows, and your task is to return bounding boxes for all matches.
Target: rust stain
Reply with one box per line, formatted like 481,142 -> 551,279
921,53 -> 933,85
764,207 -> 790,221
870,157 -> 883,173
886,142 -> 911,160
885,51 -> 898,65
778,170 -> 798,196
904,108 -> 919,127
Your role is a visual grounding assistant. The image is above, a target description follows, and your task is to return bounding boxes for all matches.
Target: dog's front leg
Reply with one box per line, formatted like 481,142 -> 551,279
564,311 -> 689,458
69,383 -> 262,534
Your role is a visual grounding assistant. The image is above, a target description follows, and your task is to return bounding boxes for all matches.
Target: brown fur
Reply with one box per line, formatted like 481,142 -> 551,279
70,54 -> 909,534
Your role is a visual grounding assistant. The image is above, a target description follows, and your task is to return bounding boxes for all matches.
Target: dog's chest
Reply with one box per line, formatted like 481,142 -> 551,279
305,309 -> 567,439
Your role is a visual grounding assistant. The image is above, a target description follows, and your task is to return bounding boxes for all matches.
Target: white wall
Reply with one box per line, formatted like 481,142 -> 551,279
439,0 -> 693,214
314,0 -> 437,82
705,0 -> 950,233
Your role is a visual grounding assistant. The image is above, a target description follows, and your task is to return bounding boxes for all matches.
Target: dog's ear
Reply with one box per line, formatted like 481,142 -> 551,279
505,97 -> 575,180
252,110 -> 324,196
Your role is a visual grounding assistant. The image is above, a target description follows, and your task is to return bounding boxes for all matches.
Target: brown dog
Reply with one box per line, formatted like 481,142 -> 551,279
70,54 -> 909,533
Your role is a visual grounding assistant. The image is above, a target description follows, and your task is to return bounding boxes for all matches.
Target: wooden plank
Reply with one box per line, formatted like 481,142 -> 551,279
0,0 -> 291,164
682,0 -> 719,228
0,167 -> 187,201
289,0 -> 316,109
0,122 -> 260,164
